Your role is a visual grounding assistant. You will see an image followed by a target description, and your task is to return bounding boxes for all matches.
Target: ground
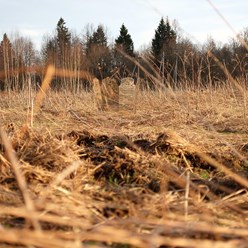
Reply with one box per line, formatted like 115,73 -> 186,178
0,87 -> 247,248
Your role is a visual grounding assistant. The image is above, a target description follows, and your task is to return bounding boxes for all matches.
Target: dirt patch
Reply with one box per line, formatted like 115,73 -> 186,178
66,130 -> 246,196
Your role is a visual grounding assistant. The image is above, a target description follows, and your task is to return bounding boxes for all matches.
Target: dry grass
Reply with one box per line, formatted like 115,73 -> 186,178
0,78 -> 248,248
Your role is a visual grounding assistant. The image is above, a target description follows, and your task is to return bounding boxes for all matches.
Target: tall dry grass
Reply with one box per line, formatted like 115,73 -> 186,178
0,65 -> 248,247
0,2 -> 248,247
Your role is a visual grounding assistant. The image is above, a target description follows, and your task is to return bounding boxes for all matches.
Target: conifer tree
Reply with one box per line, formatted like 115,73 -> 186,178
91,25 -> 107,47
151,17 -> 176,63
56,17 -> 71,50
114,24 -> 136,78
56,18 -> 71,68
115,24 -> 134,56
54,18 -> 72,88
86,25 -> 111,78
0,33 -> 13,90
86,25 -> 108,56
41,36 -> 56,65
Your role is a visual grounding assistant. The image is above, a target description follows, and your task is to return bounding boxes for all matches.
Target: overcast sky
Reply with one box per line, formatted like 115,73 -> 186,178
0,0 -> 247,50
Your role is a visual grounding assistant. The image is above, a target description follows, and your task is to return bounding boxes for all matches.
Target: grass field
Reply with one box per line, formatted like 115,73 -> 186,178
0,73 -> 247,247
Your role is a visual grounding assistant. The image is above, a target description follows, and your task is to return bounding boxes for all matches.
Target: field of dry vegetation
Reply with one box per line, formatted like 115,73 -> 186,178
0,66 -> 247,248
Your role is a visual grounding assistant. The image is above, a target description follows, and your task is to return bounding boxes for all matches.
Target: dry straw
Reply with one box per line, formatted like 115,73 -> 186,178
0,126 -> 41,231
0,2 -> 248,248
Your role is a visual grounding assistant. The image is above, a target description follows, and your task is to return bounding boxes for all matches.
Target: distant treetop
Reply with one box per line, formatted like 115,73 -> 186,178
151,17 -> 177,62
115,24 -> 134,56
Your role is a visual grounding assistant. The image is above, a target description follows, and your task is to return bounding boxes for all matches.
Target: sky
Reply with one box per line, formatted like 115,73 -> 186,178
0,0 -> 247,51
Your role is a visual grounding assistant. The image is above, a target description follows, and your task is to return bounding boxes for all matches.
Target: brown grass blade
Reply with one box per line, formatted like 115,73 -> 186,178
0,125 -> 41,231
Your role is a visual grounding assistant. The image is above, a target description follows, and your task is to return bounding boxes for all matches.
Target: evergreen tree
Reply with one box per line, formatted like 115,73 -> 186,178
151,17 -> 176,63
0,33 -> 12,51
114,24 -> 136,79
54,18 -> 72,88
115,24 -> 134,56
56,17 -> 71,50
86,25 -> 108,54
91,25 -> 107,47
86,25 -> 111,78
41,36 -> 56,65
0,33 -> 13,90
0,33 -> 12,71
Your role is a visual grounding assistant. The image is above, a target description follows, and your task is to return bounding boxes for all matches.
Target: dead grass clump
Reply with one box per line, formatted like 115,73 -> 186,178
68,130 -> 161,193
0,128 -> 80,188
0,86 -> 248,247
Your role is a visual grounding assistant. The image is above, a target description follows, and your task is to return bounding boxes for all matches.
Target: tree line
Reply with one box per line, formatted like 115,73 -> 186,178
0,17 -> 247,92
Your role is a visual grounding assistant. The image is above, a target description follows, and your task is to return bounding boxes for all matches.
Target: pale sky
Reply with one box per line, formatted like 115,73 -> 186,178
0,0 -> 247,50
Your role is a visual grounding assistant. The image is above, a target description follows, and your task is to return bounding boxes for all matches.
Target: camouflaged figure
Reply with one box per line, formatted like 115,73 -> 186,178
101,77 -> 119,111
92,77 -> 119,111
92,78 -> 104,110
119,77 -> 136,110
